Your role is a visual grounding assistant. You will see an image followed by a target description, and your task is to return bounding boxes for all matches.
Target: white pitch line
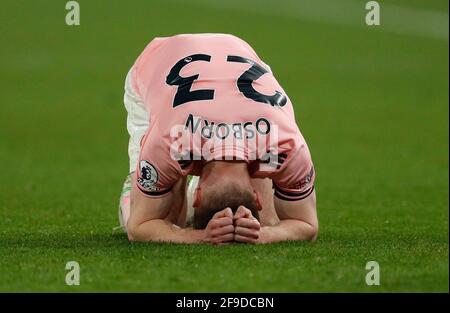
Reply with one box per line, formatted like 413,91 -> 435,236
176,0 -> 448,41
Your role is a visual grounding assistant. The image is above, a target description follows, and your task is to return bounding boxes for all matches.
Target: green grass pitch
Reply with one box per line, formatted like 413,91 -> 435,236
0,0 -> 448,292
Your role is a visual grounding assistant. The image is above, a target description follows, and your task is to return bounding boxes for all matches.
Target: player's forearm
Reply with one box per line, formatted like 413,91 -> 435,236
127,219 -> 205,244
258,219 -> 318,243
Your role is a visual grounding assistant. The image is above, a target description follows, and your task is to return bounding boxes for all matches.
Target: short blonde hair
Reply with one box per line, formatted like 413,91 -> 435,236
193,183 -> 259,229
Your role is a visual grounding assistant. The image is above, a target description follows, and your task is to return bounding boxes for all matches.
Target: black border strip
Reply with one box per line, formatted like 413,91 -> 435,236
273,183 -> 312,197
0,293 -> 446,311
274,186 -> 314,201
137,184 -> 173,197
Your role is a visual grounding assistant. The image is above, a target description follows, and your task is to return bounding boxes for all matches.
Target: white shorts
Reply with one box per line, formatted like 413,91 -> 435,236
124,69 -> 149,174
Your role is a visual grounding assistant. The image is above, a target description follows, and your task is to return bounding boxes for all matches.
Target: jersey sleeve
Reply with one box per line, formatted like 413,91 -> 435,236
135,131 -> 181,198
272,143 -> 315,201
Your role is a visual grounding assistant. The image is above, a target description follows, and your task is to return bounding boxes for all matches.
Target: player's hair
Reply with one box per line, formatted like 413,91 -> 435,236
193,183 -> 260,229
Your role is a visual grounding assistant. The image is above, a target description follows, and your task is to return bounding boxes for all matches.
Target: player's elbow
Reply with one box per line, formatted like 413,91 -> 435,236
297,220 -> 318,242
127,219 -> 162,242
126,225 -> 139,242
126,222 -> 144,242
308,224 -> 318,242
306,222 -> 319,242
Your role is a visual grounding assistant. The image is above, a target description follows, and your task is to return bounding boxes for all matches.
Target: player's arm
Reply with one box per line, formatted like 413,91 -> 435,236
259,189 -> 318,243
235,142 -> 318,244
126,174 -> 200,243
127,174 -> 234,244
262,141 -> 318,242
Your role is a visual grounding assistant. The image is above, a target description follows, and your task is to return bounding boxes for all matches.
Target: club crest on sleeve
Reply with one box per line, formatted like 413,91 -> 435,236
137,160 -> 159,191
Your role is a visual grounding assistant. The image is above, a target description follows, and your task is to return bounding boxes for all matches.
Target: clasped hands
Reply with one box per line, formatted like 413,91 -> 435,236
203,206 -> 260,244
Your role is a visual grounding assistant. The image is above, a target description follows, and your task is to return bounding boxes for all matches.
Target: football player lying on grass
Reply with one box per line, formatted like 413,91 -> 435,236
118,33 -> 318,244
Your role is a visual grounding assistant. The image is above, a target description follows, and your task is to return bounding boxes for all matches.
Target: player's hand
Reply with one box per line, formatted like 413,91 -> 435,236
233,206 -> 261,244
203,207 -> 235,245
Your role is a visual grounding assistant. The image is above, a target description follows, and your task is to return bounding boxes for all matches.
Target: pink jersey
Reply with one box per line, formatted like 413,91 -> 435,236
131,34 -> 315,201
